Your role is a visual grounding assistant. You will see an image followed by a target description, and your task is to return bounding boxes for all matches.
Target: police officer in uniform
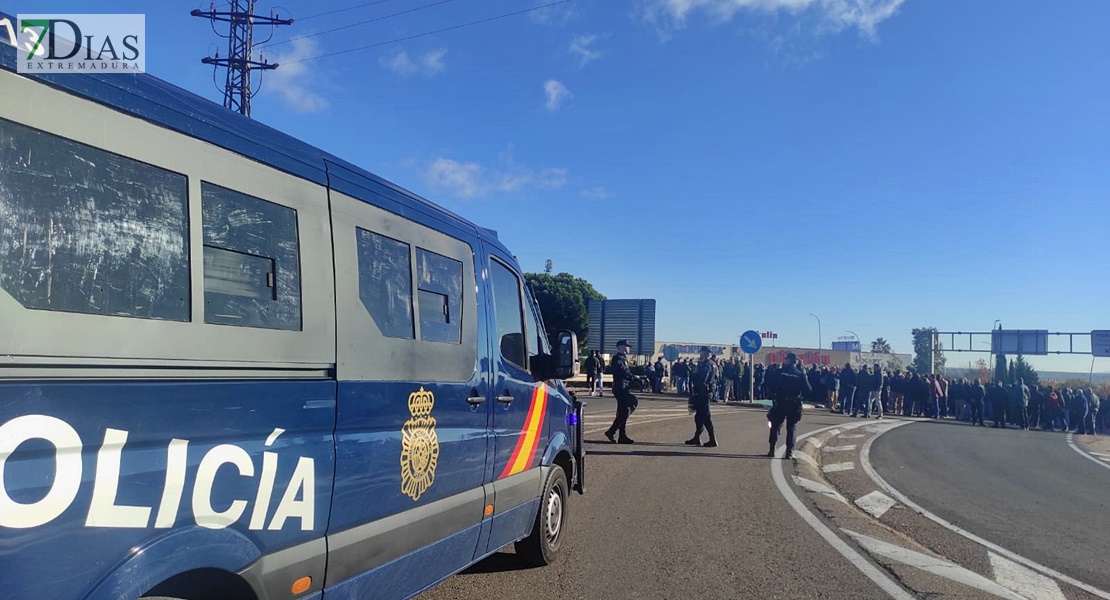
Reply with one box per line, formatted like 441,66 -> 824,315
604,339 -> 637,444
765,352 -> 811,459
685,346 -> 718,448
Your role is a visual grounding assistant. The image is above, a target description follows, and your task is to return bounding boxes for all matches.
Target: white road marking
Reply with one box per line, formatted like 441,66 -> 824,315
771,422 -> 915,600
1090,451 -> 1110,458
860,422 -> 1110,599
990,551 -> 1068,600
1067,435 -> 1110,472
790,474 -> 848,503
794,452 -> 817,468
822,462 -> 855,474
823,444 -> 858,452
791,476 -> 848,503
854,491 -> 897,518
841,434 -> 867,439
842,529 -> 1026,600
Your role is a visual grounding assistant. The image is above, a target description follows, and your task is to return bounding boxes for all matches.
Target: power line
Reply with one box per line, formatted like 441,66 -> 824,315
297,0 -> 404,22
262,0 -> 461,47
286,0 -> 575,64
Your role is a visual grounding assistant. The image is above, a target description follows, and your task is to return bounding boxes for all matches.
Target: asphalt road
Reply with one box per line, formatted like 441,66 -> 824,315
418,393 -> 890,600
870,419 -> 1110,591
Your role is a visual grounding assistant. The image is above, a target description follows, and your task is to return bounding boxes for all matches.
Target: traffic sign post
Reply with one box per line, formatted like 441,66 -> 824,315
1092,331 -> 1110,357
740,331 -> 762,402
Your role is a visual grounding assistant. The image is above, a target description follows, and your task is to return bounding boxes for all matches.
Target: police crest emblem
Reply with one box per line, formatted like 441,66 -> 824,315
400,386 -> 439,501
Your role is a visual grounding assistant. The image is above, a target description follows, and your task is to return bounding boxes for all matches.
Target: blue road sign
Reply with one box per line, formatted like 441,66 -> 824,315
662,345 -> 679,361
739,330 -> 762,354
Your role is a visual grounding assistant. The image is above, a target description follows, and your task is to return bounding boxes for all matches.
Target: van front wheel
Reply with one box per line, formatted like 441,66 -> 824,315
515,467 -> 568,566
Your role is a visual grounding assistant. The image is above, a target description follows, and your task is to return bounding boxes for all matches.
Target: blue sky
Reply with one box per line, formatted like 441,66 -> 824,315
11,0 -> 1110,373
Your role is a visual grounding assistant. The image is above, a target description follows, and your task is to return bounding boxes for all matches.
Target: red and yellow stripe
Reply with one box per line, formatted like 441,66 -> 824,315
498,385 -> 548,479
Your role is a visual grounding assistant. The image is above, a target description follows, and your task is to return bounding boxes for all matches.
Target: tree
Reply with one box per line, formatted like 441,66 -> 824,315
911,327 -> 945,374
871,338 -> 892,354
1010,355 -> 1039,386
524,272 -> 605,349
994,353 -> 1008,384
973,358 -> 990,384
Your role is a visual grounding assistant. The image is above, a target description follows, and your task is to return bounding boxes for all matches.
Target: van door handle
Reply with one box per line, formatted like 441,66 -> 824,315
467,396 -> 486,406
496,395 -> 515,404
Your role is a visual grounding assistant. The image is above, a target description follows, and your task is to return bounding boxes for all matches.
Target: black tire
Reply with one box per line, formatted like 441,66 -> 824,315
515,467 -> 569,567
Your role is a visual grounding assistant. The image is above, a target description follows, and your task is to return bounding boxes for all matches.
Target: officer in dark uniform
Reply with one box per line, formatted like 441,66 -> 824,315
685,346 -> 718,448
969,378 -> 986,426
765,352 -> 811,459
604,339 -> 636,444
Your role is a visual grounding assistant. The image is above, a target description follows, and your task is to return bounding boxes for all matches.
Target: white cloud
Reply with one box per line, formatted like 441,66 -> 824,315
381,49 -> 448,76
642,0 -> 906,41
544,79 -> 572,112
265,37 -> 328,113
569,34 -> 603,67
581,186 -> 613,200
530,3 -> 579,26
424,156 -> 569,199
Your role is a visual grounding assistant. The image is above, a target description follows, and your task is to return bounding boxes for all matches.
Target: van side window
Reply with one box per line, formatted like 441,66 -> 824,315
489,259 -> 526,369
416,248 -> 462,344
0,118 -> 190,320
201,182 -> 302,330
357,228 -> 414,339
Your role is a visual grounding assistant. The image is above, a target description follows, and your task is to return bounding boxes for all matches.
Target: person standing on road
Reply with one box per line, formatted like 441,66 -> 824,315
594,351 -> 606,397
969,378 -> 986,426
1081,388 -> 1099,435
604,340 -> 637,444
685,346 -> 719,448
1008,379 -> 1030,430
754,363 -> 765,400
839,362 -> 857,416
870,366 -> 885,419
853,365 -> 873,418
765,352 -> 811,459
648,354 -> 657,392
989,381 -> 1009,428
584,350 -> 599,398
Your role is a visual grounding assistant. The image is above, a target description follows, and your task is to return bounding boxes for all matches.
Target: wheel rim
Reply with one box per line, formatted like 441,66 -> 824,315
544,483 -> 564,546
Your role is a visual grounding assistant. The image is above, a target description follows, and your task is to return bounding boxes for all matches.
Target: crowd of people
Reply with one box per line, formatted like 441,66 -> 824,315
586,352 -> 1110,435
808,363 -> 1107,434
597,342 -> 810,456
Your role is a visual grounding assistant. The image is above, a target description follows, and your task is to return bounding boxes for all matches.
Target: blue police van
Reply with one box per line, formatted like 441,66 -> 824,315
0,15 -> 584,600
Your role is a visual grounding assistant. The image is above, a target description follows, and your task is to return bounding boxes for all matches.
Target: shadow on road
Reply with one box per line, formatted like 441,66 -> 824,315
587,449 -> 771,460
457,551 -> 537,575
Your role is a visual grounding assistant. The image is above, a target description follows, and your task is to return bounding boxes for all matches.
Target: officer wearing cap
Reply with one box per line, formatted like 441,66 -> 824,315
765,352 -> 811,459
685,346 -> 718,447
604,339 -> 637,444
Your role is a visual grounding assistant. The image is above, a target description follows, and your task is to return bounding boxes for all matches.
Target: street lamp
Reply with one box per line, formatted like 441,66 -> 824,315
810,314 -> 822,350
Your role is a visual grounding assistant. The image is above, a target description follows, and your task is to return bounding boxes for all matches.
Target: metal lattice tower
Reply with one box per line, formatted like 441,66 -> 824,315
192,1 -> 293,117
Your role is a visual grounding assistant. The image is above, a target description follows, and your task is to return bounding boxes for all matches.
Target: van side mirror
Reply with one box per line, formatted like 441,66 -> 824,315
553,330 -> 578,380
